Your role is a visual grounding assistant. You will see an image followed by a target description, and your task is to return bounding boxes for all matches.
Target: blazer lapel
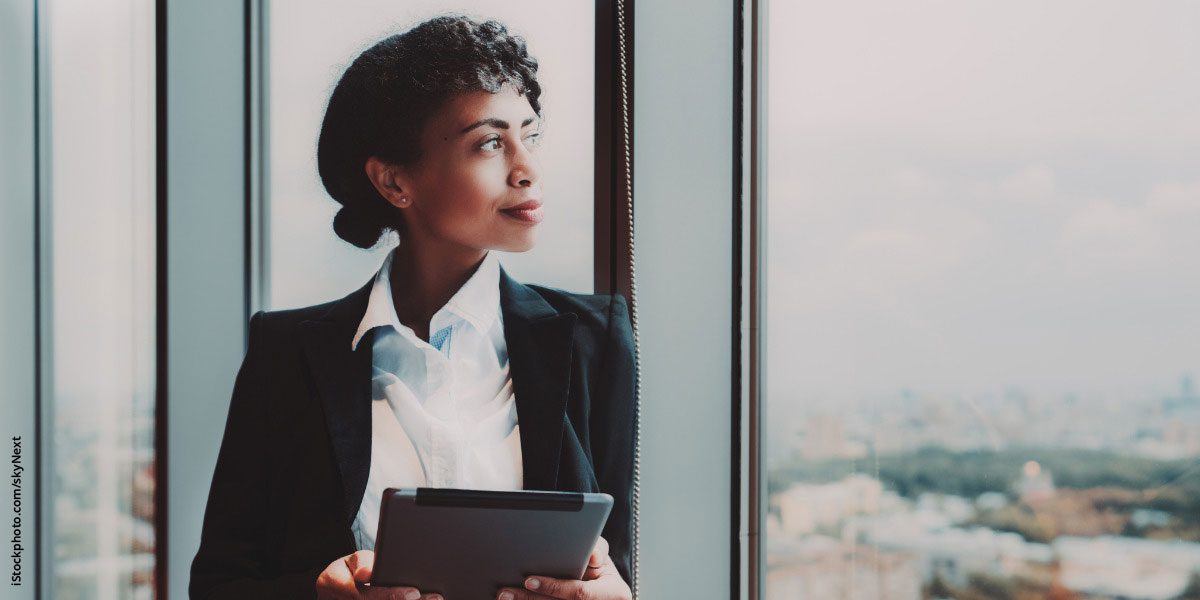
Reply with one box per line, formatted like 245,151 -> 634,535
299,277 -> 375,527
297,261 -> 578,529
499,266 -> 578,491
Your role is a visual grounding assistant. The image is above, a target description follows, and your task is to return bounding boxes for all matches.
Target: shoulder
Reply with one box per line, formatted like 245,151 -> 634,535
249,300 -> 335,333
247,276 -> 374,340
523,284 -> 628,331
521,285 -> 633,362
241,293 -> 355,353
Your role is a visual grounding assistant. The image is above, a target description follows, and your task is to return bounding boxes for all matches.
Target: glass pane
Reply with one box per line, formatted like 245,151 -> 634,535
266,1 -> 595,310
46,0 -> 157,598
764,2 -> 1200,599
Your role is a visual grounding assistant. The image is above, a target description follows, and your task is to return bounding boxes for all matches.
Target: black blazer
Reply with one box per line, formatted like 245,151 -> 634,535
189,265 -> 636,599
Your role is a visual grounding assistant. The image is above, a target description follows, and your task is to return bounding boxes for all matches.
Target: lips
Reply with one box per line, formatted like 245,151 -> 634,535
503,200 -> 542,211
500,200 -> 544,224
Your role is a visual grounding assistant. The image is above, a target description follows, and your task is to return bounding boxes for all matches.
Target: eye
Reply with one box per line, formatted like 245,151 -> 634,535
524,132 -> 543,148
479,136 -> 502,152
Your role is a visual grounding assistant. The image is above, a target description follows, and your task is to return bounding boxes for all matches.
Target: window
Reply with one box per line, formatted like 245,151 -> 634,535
44,1 -> 158,598
263,0 -> 597,310
763,2 -> 1200,598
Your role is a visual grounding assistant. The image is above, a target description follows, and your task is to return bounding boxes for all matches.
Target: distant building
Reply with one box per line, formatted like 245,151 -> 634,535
1162,417 -> 1200,457
916,493 -> 974,524
976,491 -> 1009,512
1164,375 -> 1199,410
774,475 -> 897,536
767,535 -> 921,600
1015,460 -> 1055,504
1055,536 -> 1200,600
798,414 -> 867,460
857,514 -> 1053,588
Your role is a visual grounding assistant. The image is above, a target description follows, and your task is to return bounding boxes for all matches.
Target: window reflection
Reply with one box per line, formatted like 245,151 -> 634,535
764,2 -> 1200,598
265,1 -> 595,310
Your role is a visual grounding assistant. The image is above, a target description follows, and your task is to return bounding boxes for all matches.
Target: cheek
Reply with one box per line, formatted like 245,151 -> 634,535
425,167 -> 507,228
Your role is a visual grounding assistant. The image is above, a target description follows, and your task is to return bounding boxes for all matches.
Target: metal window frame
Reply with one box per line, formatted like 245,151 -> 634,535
594,0 -> 635,298
744,0 -> 766,598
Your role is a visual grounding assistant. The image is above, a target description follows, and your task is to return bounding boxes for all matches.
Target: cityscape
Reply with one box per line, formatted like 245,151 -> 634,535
52,398 -> 156,600
51,372 -> 1200,599
767,376 -> 1200,599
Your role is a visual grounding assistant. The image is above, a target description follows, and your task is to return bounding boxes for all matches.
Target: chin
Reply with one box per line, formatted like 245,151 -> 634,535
511,240 -> 537,253
502,235 -> 537,253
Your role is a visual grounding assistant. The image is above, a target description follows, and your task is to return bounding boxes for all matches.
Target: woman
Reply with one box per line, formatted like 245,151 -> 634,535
189,15 -> 635,600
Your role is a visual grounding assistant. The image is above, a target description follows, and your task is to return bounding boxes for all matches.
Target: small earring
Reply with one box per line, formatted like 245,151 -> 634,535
398,197 -> 409,206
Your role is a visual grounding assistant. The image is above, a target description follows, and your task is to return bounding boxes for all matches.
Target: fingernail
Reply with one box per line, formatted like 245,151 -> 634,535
429,595 -> 444,600
499,592 -> 514,600
525,577 -> 540,590
404,591 -> 420,600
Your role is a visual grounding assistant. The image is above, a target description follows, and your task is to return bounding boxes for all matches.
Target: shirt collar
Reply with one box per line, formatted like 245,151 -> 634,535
351,246 -> 501,351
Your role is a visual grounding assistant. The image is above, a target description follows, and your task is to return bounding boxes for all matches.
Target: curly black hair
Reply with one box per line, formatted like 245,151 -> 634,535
316,14 -> 543,249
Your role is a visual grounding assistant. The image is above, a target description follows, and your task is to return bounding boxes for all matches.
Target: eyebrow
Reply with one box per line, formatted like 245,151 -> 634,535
459,116 -> 538,136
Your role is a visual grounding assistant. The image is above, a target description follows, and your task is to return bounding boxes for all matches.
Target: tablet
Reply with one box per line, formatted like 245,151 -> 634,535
369,487 -> 613,598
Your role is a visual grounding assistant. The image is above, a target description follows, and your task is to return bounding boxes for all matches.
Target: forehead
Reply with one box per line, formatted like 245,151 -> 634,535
428,86 -> 538,139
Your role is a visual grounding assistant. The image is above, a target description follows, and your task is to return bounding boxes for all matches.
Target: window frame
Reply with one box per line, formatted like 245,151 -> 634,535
744,2 -> 765,599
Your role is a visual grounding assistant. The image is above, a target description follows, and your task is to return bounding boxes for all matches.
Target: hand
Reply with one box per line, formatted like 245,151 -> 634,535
316,549 -> 443,600
496,536 -> 632,600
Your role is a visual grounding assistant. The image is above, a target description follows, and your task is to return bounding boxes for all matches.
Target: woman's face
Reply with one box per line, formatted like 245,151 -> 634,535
381,84 -> 545,254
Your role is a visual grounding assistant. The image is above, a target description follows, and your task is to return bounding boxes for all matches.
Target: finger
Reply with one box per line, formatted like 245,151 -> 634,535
495,586 -> 557,600
591,536 -> 610,567
518,576 -> 585,600
358,584 -> 427,600
347,550 -> 375,583
316,556 -> 358,598
582,564 -> 604,580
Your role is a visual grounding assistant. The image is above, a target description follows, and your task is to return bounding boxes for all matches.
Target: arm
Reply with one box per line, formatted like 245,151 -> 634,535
589,293 -> 637,587
189,311 -> 322,599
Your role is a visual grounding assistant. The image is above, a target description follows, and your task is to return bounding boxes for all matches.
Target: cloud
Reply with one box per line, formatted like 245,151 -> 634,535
1058,200 -> 1166,270
1147,180 -> 1200,216
997,164 -> 1056,203
843,224 -> 968,285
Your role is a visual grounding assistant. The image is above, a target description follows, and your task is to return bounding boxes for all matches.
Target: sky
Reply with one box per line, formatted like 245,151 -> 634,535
764,0 -> 1200,409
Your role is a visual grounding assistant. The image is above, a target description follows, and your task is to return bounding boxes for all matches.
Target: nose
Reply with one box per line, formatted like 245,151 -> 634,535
508,140 -> 541,188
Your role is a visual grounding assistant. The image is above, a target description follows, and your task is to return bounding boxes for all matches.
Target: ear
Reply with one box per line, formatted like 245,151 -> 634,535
364,156 -> 413,210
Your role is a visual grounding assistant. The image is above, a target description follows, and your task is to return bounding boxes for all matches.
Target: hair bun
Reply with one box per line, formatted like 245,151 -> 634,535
333,204 -> 387,249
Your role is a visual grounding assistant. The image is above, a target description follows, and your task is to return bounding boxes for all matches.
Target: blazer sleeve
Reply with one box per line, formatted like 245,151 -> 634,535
590,292 -> 637,587
189,311 -> 323,599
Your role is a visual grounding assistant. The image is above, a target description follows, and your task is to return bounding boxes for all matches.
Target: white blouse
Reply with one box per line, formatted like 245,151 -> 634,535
349,247 -> 523,551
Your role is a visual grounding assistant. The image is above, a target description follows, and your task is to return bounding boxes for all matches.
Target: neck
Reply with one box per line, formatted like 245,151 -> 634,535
388,236 -> 487,334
